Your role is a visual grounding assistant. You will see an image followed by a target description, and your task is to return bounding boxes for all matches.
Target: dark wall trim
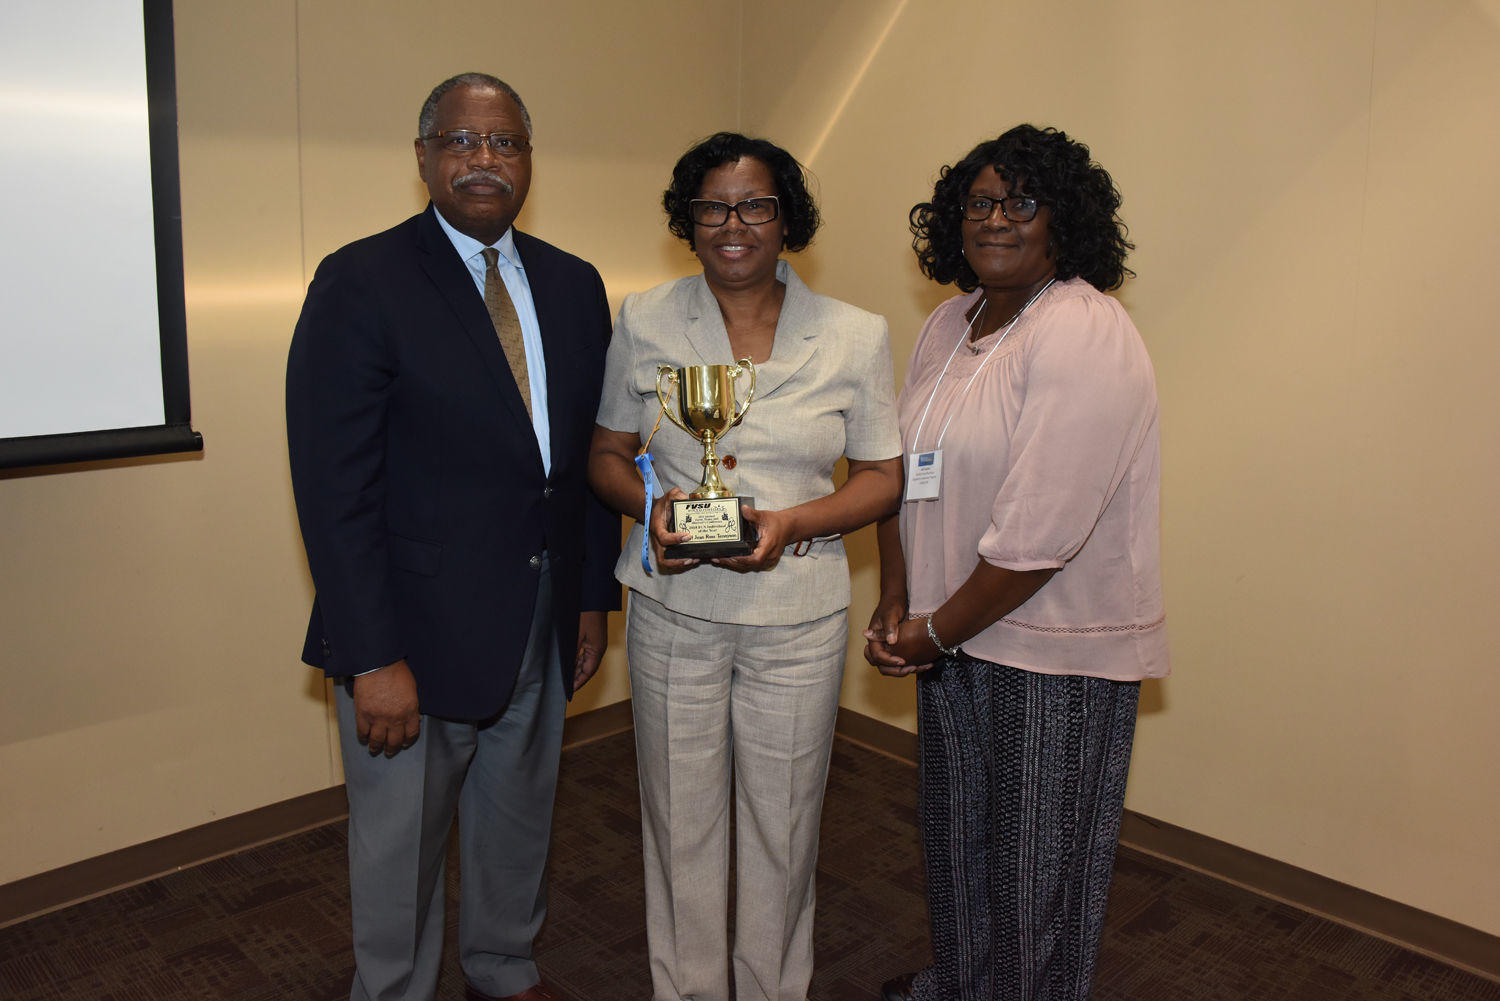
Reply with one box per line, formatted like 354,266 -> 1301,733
561,698 -> 634,750
0,786 -> 347,929
5,701 -> 1495,983
1117,812 -> 1500,983
832,707 -> 1499,983
0,701 -> 635,929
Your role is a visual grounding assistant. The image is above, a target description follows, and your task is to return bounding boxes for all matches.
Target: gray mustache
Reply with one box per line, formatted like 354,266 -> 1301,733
453,171 -> 513,193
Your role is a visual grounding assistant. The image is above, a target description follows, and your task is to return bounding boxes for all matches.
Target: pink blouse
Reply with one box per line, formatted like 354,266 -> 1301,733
897,278 -> 1168,681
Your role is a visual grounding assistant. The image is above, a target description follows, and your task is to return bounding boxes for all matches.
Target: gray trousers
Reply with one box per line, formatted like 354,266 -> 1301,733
627,591 -> 847,1001
336,562 -> 565,1001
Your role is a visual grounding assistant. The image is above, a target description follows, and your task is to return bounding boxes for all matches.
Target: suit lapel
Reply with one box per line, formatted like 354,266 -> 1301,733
415,209 -> 542,463
681,276 -> 731,365
754,260 -> 818,398
519,231 -> 572,463
677,262 -> 820,398
519,229 -> 601,480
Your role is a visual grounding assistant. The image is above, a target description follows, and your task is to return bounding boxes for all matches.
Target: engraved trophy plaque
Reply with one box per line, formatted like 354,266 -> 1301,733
654,360 -> 758,558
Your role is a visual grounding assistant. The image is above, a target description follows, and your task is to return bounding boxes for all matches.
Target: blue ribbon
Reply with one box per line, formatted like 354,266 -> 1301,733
635,452 -> 660,574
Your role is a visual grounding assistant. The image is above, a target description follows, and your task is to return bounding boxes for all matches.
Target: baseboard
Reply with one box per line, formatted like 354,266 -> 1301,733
8,703 -> 1496,983
1117,812 -> 1500,982
830,707 -> 1499,983
0,699 -> 638,930
0,785 -> 350,930
561,698 -> 634,749
834,706 -> 918,763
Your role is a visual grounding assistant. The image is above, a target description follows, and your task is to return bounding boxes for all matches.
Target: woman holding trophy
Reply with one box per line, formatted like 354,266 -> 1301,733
589,132 -> 902,1001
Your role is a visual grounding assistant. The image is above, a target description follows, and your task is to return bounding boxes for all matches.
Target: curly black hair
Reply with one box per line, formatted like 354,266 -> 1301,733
663,132 -> 820,252
910,125 -> 1134,292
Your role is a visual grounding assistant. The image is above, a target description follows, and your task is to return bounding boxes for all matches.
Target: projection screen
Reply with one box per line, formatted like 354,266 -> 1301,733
0,0 -> 200,470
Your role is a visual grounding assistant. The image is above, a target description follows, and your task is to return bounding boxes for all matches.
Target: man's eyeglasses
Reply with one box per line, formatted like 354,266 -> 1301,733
962,195 -> 1040,223
419,130 -> 532,156
689,196 -> 781,227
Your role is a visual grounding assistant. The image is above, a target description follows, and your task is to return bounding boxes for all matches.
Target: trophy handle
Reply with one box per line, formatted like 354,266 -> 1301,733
727,358 -> 757,430
655,365 -> 694,436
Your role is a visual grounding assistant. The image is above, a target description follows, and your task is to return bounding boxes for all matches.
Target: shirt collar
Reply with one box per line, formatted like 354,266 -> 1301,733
431,206 -> 522,270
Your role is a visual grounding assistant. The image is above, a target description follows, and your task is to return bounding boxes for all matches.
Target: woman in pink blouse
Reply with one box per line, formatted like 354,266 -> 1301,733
864,125 -> 1167,1001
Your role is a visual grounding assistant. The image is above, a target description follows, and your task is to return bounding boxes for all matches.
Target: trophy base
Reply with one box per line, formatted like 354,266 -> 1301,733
665,495 -> 758,559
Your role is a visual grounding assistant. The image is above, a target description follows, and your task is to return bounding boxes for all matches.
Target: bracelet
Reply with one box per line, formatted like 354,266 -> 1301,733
921,614 -> 962,657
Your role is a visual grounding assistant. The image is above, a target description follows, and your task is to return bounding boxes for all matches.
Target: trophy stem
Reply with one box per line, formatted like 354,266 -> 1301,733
692,433 -> 732,499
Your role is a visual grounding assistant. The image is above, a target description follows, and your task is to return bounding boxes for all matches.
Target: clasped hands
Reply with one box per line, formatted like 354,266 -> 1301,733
862,595 -> 942,677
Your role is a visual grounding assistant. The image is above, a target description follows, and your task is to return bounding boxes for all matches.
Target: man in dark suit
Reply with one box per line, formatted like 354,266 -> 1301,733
286,72 -> 619,1001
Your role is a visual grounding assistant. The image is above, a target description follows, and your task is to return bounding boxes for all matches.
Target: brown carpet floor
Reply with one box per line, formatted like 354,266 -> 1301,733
1,730 -> 1494,1001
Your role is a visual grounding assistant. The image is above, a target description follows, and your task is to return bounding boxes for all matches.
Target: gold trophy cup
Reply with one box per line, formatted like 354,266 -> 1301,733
655,360 -> 758,558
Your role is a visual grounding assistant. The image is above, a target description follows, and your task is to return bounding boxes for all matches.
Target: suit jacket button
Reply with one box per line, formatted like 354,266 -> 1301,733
321,639 -> 332,656
543,485 -> 554,499
529,555 -> 542,569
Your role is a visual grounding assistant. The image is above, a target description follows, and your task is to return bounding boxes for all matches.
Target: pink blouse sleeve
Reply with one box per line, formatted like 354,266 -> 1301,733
978,294 -> 1157,570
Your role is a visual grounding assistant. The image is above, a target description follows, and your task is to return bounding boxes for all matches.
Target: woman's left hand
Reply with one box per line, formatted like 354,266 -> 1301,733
864,594 -> 911,675
882,618 -> 938,675
712,503 -> 792,572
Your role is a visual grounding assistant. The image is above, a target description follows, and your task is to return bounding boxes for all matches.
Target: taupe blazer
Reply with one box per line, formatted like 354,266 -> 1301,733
596,260 -> 901,626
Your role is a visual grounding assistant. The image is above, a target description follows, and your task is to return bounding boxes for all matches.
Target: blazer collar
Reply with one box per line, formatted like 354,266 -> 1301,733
429,205 -> 523,271
681,259 -> 818,399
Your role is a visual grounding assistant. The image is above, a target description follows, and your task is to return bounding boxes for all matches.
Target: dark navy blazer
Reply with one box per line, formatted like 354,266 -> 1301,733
287,206 -> 619,720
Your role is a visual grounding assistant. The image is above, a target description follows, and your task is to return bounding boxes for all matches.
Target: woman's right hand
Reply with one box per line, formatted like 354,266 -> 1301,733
863,593 -> 912,676
650,487 -> 701,573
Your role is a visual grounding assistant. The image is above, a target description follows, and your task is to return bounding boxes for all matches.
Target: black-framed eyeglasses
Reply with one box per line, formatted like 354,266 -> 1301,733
418,130 -> 532,156
689,196 -> 781,227
962,195 -> 1040,223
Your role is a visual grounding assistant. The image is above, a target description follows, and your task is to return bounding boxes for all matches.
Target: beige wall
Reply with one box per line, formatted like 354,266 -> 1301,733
0,0 -> 736,885
745,0 -> 1500,935
2,0 -> 1497,940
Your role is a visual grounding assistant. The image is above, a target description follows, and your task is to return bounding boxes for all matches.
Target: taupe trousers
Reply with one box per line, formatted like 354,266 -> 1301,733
627,591 -> 847,1001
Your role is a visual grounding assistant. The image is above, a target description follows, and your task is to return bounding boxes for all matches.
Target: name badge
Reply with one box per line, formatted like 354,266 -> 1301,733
905,449 -> 942,501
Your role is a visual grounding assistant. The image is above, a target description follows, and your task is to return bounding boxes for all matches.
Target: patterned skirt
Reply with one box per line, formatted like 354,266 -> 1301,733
913,653 -> 1140,1001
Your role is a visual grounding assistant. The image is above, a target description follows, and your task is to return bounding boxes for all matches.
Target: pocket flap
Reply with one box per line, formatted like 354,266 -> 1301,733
388,533 -> 442,576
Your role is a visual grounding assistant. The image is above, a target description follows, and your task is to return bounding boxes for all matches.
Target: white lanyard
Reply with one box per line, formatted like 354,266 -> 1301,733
908,278 -> 1054,453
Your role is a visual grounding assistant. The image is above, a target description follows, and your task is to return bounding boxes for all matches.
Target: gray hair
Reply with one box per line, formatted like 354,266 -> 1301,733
417,73 -> 532,138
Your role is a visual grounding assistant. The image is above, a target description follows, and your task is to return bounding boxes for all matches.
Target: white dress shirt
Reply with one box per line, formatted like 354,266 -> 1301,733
432,207 -> 552,475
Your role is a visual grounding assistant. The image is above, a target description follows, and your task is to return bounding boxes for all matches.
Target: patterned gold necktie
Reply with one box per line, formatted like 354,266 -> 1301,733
481,247 -> 532,419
